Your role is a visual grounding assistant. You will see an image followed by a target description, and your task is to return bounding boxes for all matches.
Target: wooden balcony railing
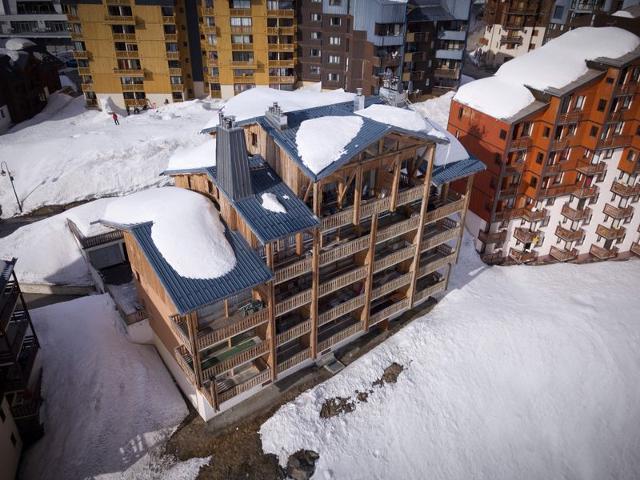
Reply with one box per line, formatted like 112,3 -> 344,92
549,137 -> 570,151
508,248 -> 537,264
603,203 -> 633,220
77,67 -> 91,75
112,32 -> 136,41
277,348 -> 311,374
597,135 -> 632,149
268,59 -> 295,67
498,184 -> 519,198
11,397 -> 42,420
371,272 -> 412,300
376,216 -> 420,244
418,250 -> 456,278
595,224 -> 625,241
413,278 -> 447,304
115,50 -> 138,59
630,241 -> 640,257
174,345 -> 196,383
105,14 -> 135,23
495,207 -> 548,223
611,181 -> 640,197
320,235 -> 370,266
318,323 -> 361,352
274,257 -> 312,284
369,298 -> 410,327
558,110 -> 583,123
424,197 -> 465,223
549,246 -> 578,262
421,225 -> 460,252
276,319 -> 311,345
576,161 -> 605,176
202,341 -> 269,379
513,227 -> 541,244
113,67 -> 144,76
275,289 -> 312,317
396,185 -> 425,206
589,244 -> 618,260
434,67 -> 460,79
508,136 -> 531,151
319,266 -> 368,297
268,43 -> 295,52
561,203 -> 591,222
168,314 -> 192,351
500,34 -> 523,44
478,229 -> 507,244
573,186 -> 598,199
196,308 -> 269,351
555,225 -> 584,242
162,15 -> 176,24
373,245 -> 416,273
72,50 -> 90,59
218,368 -> 271,404
318,295 -> 365,327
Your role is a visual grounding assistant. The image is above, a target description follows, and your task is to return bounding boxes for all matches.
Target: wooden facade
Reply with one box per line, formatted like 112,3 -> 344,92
122,112 -> 476,418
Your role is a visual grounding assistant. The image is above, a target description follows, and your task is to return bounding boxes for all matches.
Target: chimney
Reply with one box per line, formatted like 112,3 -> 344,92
265,102 -> 288,130
353,88 -> 365,111
215,115 -> 253,201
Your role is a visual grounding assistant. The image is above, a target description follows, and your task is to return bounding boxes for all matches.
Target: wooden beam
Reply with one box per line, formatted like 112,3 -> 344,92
265,242 -> 277,381
353,166 -> 363,225
390,154 -> 402,212
209,380 -> 220,412
408,144 -> 435,307
185,311 -> 203,388
310,228 -> 320,358
303,181 -> 313,203
361,213 -> 378,331
454,175 -> 474,263
295,232 -> 304,256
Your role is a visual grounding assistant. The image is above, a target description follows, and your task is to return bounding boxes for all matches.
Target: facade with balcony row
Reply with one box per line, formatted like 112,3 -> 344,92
103,93 -> 483,420
449,27 -> 640,265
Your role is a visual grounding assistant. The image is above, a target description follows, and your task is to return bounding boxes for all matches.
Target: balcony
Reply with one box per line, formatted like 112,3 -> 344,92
124,98 -> 149,107
231,42 -> 253,51
319,266 -> 368,298
406,32 -> 427,43
81,82 -> 94,91
268,43 -> 295,52
171,83 -> 183,92
276,318 -> 311,345
576,160 -> 605,176
267,8 -> 295,18
369,298 -> 410,327
573,186 -> 598,199
202,25 -> 218,34
611,181 -> 640,197
2,335 -> 39,393
269,75 -> 295,84
630,242 -> 640,257
433,67 -> 460,79
85,98 -> 98,108
500,34 -> 523,45
597,135 -> 632,149
169,67 -> 182,75
113,67 -> 144,76
319,293 -> 365,327
418,244 -> 455,278
104,15 -> 136,24
558,110 -> 583,123
70,31 -> 83,40
120,83 -> 143,92
318,320 -> 361,352
166,51 -> 180,60
115,50 -> 139,59
614,83 -> 638,96
421,219 -> 460,251
413,273 -> 447,304
164,33 -> 177,42
508,247 -> 537,264
201,338 -> 269,379
498,184 -> 519,198
113,33 -> 136,41
549,137 -> 570,151
72,50 -> 90,60
377,216 -> 420,244
595,224 -> 625,241
423,196 -> 465,224
162,15 -> 176,24
0,284 -> 19,331
374,244 -> 416,273
555,225 -> 584,242
77,67 -> 91,75
508,136 -> 531,151
513,227 -> 541,244
0,313 -> 29,366
320,235 -> 369,267
496,207 -> 548,223
276,289 -> 311,317
549,246 -> 578,262
201,6 -> 214,15
268,58 -> 295,67
561,203 -> 591,221
277,347 -> 311,374
217,367 -> 271,404
230,26 -> 252,34
539,184 -> 575,199
589,244 -> 618,260
230,60 -> 257,68
603,203 -> 633,220
267,26 -> 295,35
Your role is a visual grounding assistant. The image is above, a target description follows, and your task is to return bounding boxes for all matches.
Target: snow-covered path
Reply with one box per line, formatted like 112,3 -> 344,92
260,234 -> 640,480
21,294 -> 194,480
0,94 -> 220,218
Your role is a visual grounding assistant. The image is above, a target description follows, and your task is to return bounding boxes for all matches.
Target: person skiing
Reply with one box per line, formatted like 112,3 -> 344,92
112,112 -> 119,125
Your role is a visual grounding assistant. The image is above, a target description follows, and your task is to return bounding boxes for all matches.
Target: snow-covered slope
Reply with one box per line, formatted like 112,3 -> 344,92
411,92 -> 454,129
22,294 -> 190,480
260,234 -> 640,480
0,93 -> 222,218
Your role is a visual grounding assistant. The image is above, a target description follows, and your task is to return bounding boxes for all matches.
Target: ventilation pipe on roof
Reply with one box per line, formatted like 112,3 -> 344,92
216,115 -> 253,201
265,102 -> 288,130
354,87 -> 365,111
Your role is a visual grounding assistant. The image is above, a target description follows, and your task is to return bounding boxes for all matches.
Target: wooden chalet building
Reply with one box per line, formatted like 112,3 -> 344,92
108,94 -> 484,420
0,258 -> 43,449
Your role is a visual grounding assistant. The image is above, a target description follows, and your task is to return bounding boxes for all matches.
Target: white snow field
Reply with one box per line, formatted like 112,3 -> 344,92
0,93 -> 221,218
22,294 -> 200,480
411,91 -> 454,129
261,234 -> 640,480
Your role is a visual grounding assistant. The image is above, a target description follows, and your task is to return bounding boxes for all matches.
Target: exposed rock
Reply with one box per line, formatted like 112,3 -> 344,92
320,396 -> 355,418
286,449 -> 319,480
372,362 -> 404,387
356,391 -> 369,402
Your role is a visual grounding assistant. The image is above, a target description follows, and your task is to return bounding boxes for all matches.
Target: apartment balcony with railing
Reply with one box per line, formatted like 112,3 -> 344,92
630,241 -> 640,257
514,227 -> 542,245
413,271 -> 447,304
595,224 -> 625,241
317,313 -> 361,353
0,281 -> 20,332
0,310 -> 29,367
590,243 -> 618,260
478,229 -> 507,244
214,357 -> 270,404
508,247 -> 537,264
421,217 -> 460,252
576,160 -> 605,176
603,203 -> 633,220
198,332 -> 270,381
276,311 -> 311,346
611,181 -> 640,198
1,334 -> 39,393
276,338 -> 310,374
561,203 -> 591,222
555,225 -> 584,242
494,207 -> 548,223
549,245 -> 578,262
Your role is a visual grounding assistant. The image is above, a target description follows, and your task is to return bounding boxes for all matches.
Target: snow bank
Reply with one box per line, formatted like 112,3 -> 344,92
612,9 -> 634,17
356,104 -> 431,132
431,125 -> 470,166
0,94 -> 219,218
411,91 -> 454,129
454,27 -> 640,119
261,192 -> 287,214
22,294 -> 188,480
454,76 -> 536,120
5,37 -> 36,50
0,198 -> 115,285
102,187 -> 235,279
260,233 -> 640,480
165,138 -> 216,172
296,116 -> 363,174
202,87 -> 355,130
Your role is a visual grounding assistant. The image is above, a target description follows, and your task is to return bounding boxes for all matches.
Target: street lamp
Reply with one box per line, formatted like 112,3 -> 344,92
0,161 -> 23,214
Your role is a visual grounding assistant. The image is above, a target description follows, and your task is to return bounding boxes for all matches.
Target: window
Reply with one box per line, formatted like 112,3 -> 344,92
574,95 -> 586,110
536,153 -> 543,164
231,34 -> 252,44
532,29 -> 538,36
232,0 -> 250,7
499,129 -> 506,140
251,132 -> 258,146
310,31 -> 321,40
543,126 -> 550,138
530,176 -> 538,188
329,0 -> 342,4
310,48 -> 321,57
310,65 -> 320,75
328,72 -> 340,82
597,99 -> 607,111
330,17 -> 341,26
589,126 -> 598,137
328,55 -> 340,64
494,153 -> 501,164
606,77 -> 614,84
457,107 -> 463,119
311,13 -> 321,21
329,36 -> 341,45
553,5 -> 564,18
230,17 -> 252,27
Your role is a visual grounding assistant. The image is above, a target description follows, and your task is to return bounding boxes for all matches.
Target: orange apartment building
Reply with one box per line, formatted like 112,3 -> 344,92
101,93 -> 484,420
449,26 -> 640,264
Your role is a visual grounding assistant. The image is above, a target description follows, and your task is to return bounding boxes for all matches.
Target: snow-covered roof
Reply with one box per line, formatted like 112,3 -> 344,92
455,27 -> 640,120
164,139 -> 216,173
102,187 -> 236,280
611,9 -> 635,18
356,104 -> 446,140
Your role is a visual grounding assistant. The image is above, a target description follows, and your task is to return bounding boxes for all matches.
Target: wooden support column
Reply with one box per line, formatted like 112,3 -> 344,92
185,311 -> 203,388
390,154 -> 402,212
441,183 -> 450,202
295,232 -> 304,256
312,182 -> 322,216
265,243 -> 278,381
454,175 -> 474,263
310,228 -> 320,358
209,380 -> 220,412
223,299 -> 229,318
353,166 -> 363,225
443,263 -> 454,291
361,213 -> 379,331
408,144 -> 435,308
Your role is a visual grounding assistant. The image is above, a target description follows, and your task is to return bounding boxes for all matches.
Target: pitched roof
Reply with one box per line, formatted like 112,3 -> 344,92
129,223 -> 272,314
210,156 -> 319,244
431,157 -> 486,185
